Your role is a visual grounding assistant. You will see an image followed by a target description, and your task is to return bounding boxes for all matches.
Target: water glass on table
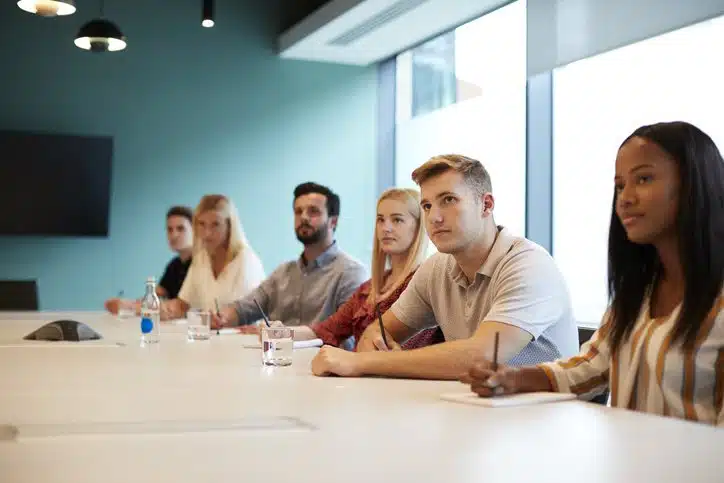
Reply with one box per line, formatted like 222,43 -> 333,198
261,326 -> 294,366
117,305 -> 136,319
187,309 -> 211,341
115,293 -> 135,319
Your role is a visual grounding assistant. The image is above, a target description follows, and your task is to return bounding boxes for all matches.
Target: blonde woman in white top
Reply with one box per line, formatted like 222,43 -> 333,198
463,121 -> 724,427
161,194 -> 265,319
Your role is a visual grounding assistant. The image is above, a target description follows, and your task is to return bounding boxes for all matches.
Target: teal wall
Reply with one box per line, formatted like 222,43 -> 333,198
0,0 -> 377,309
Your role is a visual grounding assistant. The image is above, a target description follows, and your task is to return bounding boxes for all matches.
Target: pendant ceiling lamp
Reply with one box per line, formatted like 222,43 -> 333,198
17,0 -> 76,16
74,0 -> 126,52
202,0 -> 214,28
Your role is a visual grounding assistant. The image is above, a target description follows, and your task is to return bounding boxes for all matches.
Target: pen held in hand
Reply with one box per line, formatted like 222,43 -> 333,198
253,298 -> 271,327
492,331 -> 500,372
213,299 -> 222,335
376,304 -> 389,350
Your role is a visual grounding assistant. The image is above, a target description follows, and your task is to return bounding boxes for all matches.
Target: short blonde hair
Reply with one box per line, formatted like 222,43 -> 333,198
193,194 -> 249,263
368,188 -> 429,305
411,154 -> 492,197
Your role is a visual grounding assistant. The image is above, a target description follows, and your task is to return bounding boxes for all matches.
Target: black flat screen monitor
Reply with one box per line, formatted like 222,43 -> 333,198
0,130 -> 113,237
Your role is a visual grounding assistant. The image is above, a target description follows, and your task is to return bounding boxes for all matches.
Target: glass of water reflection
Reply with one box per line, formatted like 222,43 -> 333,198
186,309 -> 211,341
261,326 -> 294,366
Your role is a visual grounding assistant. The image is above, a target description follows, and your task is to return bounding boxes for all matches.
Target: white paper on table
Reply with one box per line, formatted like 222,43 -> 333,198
440,391 -> 576,408
293,338 -> 324,349
242,339 -> 324,350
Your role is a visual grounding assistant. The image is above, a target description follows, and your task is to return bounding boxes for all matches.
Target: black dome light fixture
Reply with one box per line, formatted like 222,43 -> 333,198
17,0 -> 76,16
74,0 -> 126,52
202,0 -> 214,28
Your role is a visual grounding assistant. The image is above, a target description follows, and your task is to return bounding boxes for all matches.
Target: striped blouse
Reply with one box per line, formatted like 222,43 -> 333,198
540,294 -> 724,426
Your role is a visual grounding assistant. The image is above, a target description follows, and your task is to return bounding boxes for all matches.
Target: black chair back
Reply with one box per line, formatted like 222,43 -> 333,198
578,326 -> 609,405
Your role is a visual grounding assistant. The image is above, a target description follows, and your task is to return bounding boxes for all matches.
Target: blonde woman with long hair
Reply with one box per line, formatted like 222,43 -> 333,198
161,195 -> 265,320
289,188 -> 443,350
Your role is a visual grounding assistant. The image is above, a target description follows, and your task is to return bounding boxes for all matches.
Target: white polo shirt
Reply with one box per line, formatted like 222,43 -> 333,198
391,226 -> 578,365
178,247 -> 265,311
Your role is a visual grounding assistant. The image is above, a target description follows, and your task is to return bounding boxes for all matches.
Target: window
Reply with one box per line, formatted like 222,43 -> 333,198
395,0 -> 527,242
410,32 -> 457,118
552,14 -> 724,326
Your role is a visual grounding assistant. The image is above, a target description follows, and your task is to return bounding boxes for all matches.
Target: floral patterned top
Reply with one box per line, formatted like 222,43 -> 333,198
309,271 -> 444,351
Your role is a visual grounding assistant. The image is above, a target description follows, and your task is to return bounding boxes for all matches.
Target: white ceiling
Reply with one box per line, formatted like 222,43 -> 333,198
278,0 -> 510,65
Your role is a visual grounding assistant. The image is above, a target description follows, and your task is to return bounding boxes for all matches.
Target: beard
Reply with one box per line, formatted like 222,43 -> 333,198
295,222 -> 327,245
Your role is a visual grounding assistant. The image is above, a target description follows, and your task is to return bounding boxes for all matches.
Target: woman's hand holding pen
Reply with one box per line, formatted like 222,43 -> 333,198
460,363 -> 554,398
461,332 -> 526,397
460,362 -> 521,397
357,323 -> 400,352
210,306 -> 237,330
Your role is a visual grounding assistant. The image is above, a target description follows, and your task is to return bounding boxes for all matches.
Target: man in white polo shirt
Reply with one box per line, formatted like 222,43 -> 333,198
311,154 -> 578,379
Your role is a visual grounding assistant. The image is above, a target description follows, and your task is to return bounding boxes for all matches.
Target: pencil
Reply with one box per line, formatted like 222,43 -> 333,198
377,304 -> 389,349
253,298 -> 271,327
214,299 -> 222,335
492,331 -> 500,371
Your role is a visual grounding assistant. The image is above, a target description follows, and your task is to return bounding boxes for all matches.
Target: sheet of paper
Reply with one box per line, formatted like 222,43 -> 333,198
242,339 -> 324,350
440,391 -> 576,408
292,338 -> 324,349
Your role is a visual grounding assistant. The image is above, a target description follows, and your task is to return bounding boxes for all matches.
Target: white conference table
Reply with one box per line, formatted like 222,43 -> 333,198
0,311 -> 722,483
